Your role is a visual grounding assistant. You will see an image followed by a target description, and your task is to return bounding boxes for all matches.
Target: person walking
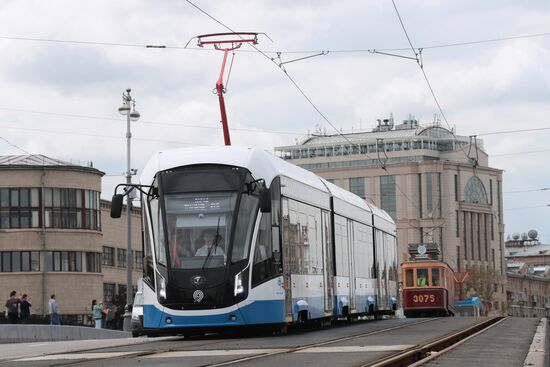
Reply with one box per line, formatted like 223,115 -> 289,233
4,290 -> 20,324
91,300 -> 103,329
48,294 -> 61,325
19,294 -> 31,324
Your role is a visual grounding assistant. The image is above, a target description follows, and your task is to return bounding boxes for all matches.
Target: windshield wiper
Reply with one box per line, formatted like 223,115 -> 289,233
201,216 -> 223,270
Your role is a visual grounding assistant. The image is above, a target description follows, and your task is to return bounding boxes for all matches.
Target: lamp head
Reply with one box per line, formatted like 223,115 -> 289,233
118,103 -> 130,115
130,110 -> 140,121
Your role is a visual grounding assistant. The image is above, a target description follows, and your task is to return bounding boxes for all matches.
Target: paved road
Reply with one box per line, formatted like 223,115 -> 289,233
0,317 -> 517,367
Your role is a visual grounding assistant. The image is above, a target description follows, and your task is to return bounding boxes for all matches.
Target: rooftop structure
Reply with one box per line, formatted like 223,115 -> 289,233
0,154 -> 94,168
275,116 -> 484,169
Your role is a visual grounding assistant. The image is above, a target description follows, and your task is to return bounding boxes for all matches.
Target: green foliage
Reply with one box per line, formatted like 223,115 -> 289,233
464,266 -> 501,302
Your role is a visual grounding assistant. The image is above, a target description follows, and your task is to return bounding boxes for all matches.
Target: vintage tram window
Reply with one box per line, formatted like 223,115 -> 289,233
416,268 -> 428,287
405,269 -> 414,287
431,268 -> 440,286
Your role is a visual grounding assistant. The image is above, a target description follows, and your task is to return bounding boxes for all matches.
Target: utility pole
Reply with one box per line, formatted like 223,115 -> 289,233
117,88 -> 140,331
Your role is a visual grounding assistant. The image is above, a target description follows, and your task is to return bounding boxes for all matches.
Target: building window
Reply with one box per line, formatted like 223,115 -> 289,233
45,251 -> 82,272
0,251 -> 40,272
483,214 -> 489,261
426,173 -> 433,214
454,174 -> 459,201
86,252 -> 102,273
418,174 -> 423,218
470,213 -> 475,260
44,188 -> 100,230
349,177 -> 365,198
437,173 -> 442,217
103,246 -> 114,266
0,188 -> 40,229
380,175 -> 396,219
464,177 -> 488,204
117,248 -> 127,268
103,283 -> 115,303
134,250 -> 143,270
118,284 -> 127,297
463,211 -> 468,260
455,210 -> 460,237
491,214 -> 495,241
489,179 -> 493,205
497,181 -> 502,223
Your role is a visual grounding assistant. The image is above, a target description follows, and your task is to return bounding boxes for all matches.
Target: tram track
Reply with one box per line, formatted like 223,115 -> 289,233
6,318 -> 437,367
2,317 -> 504,367
362,316 -> 505,367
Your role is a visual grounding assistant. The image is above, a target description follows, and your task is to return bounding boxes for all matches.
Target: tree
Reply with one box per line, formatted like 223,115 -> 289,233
464,266 -> 501,303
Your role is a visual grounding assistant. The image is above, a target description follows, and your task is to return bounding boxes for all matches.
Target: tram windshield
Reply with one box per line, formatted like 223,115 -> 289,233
165,192 -> 236,269
152,165 -> 260,270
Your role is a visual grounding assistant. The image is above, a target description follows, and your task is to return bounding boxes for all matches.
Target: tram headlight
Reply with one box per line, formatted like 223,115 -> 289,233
234,271 -> 244,296
158,275 -> 167,300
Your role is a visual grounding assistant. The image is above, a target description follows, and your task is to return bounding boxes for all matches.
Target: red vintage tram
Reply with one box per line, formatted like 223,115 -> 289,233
402,244 -> 456,317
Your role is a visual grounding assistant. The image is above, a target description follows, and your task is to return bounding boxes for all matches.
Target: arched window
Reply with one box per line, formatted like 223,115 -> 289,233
464,177 -> 488,204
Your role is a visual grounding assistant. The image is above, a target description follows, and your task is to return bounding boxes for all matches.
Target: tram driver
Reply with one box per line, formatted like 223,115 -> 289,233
417,269 -> 428,287
195,229 -> 225,257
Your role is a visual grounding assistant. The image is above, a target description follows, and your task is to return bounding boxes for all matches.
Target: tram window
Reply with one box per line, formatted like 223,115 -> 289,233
405,269 -> 414,287
431,268 -> 440,286
252,213 -> 277,287
416,268 -> 428,286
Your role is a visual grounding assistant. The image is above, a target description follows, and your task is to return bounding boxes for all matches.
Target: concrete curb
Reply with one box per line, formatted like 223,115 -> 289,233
523,317 -> 548,367
0,324 -> 130,343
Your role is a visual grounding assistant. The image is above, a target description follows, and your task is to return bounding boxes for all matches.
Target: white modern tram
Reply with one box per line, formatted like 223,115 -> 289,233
111,146 -> 397,335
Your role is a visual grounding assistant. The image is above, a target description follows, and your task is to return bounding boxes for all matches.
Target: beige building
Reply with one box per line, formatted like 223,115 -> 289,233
275,116 -> 506,313
505,232 -> 550,317
0,155 -> 141,324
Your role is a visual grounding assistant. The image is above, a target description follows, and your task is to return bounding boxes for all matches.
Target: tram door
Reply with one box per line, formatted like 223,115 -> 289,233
375,230 -> 388,310
348,220 -> 356,311
281,197 -> 294,321
322,211 -> 333,313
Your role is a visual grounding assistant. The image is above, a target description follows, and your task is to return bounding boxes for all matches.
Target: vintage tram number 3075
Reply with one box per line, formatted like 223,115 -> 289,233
413,294 -> 435,303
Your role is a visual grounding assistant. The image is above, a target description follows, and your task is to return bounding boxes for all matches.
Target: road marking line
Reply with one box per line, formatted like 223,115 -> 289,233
16,352 -> 139,361
15,344 -> 415,361
143,349 -> 289,358
297,345 -> 416,353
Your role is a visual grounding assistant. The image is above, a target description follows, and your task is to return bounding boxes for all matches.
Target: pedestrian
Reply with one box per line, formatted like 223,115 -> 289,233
4,290 -> 20,324
19,294 -> 31,324
91,300 -> 103,329
48,294 -> 61,325
101,303 -> 109,328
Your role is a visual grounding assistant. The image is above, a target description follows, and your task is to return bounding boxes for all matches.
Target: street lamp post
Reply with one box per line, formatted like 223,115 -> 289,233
118,88 -> 140,332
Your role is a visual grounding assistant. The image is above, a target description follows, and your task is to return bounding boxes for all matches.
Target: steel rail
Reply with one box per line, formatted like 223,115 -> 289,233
362,316 -> 505,367
29,318 -> 437,367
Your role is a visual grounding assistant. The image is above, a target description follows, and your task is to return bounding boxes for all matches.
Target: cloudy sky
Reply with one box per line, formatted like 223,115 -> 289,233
0,1 -> 549,240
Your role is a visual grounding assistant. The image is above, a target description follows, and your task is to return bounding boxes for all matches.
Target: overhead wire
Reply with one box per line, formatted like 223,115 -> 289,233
383,0 -> 479,168
0,135 -> 33,155
1,5 -> 544,229
183,0 -> 381,164
0,123 -> 194,145
1,30 -> 549,54
0,106 -> 306,136
182,0 -> 430,233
